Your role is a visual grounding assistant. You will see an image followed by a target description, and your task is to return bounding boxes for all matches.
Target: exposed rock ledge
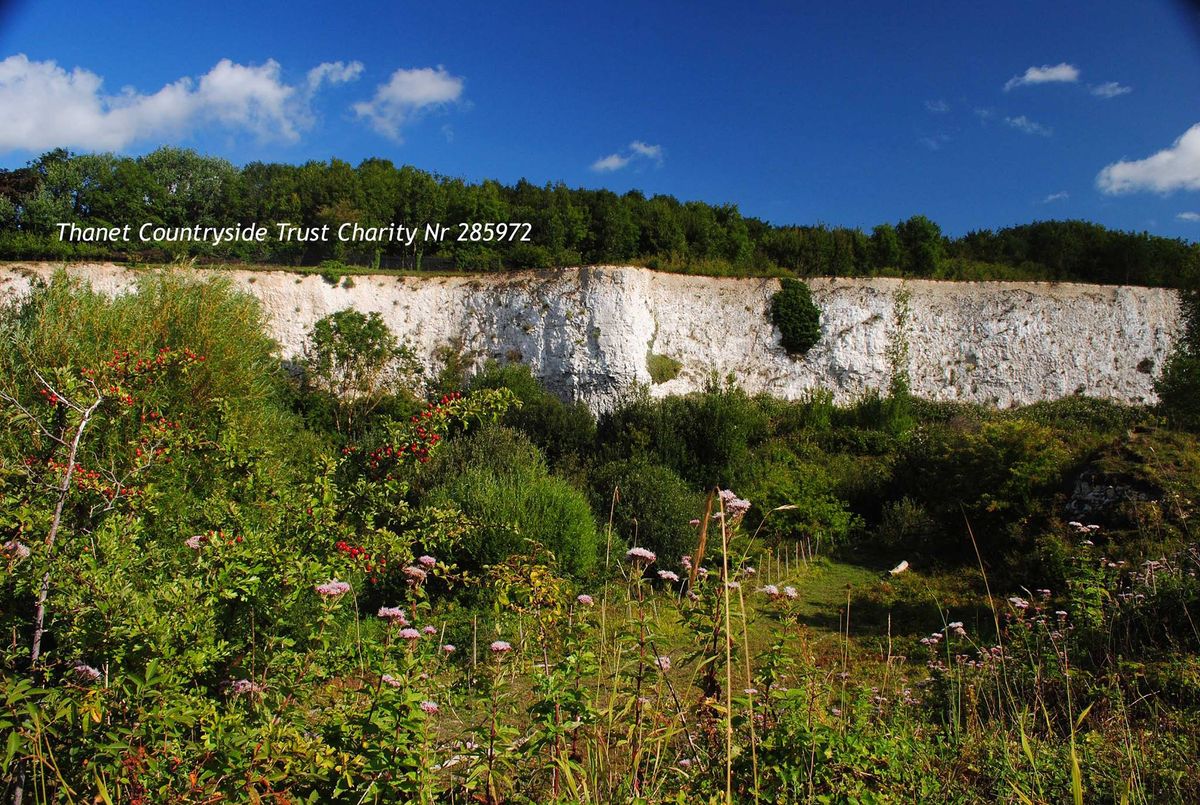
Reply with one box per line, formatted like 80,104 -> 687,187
0,263 -> 1181,412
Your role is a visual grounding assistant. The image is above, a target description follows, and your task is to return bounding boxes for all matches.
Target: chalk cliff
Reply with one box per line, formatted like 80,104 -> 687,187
0,264 -> 1180,411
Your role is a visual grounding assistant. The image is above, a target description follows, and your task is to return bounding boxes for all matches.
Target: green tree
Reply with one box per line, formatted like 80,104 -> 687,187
870,223 -> 902,269
896,215 -> 944,276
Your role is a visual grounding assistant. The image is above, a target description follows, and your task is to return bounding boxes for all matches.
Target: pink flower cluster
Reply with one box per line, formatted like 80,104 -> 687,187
626,547 -> 656,564
377,606 -> 408,624
229,679 -> 264,696
315,579 -> 351,597
718,489 -> 751,517
71,663 -> 101,684
4,540 -> 30,561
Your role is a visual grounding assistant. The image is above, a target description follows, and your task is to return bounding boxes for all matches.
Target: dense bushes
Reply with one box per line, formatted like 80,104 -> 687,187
589,459 -> 699,565
423,426 -> 599,575
1157,288 -> 1200,431
467,361 -> 596,465
596,381 -> 769,488
770,277 -> 822,355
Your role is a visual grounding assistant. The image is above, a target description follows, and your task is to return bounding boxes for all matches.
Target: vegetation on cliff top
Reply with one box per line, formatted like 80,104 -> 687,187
1,147 -> 1197,287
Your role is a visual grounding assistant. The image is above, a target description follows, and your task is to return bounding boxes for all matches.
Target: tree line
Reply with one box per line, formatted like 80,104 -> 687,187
0,146 -> 1196,287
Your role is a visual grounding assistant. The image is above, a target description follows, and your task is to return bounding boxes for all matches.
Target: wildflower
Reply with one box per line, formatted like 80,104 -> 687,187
688,519 -> 700,526
1081,539 -> 1094,546
229,678 -> 263,696
71,663 -> 101,684
783,586 -> 799,599
947,621 -> 966,637
4,540 -> 30,561
718,489 -> 751,517
759,584 -> 780,597
576,594 -> 594,606
377,606 -> 407,624
626,547 -> 657,565
420,700 -> 439,714
490,640 -> 512,654
418,554 -> 437,568
680,555 -> 693,570
654,655 -> 671,671
740,566 -> 757,577
422,625 -> 438,636
744,687 -> 758,696
403,565 -> 428,583
725,581 -> 741,590
658,570 -> 681,583
1055,610 -> 1068,618
184,534 -> 204,550
678,758 -> 693,769
315,579 -> 351,597
696,567 -> 709,579
380,674 -> 403,688
442,644 -> 456,653
1007,596 -> 1029,610
830,707 -> 842,716
399,627 -> 421,641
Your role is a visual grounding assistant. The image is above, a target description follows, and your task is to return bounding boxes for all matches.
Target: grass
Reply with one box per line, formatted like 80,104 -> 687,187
646,353 -> 683,384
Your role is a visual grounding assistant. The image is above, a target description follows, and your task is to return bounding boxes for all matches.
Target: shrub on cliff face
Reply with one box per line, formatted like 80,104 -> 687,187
770,277 -> 821,355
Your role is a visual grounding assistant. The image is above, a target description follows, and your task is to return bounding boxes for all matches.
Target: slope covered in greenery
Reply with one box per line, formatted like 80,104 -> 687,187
1,273 -> 1198,802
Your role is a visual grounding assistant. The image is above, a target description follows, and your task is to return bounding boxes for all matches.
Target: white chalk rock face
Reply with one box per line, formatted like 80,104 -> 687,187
0,264 -> 1180,412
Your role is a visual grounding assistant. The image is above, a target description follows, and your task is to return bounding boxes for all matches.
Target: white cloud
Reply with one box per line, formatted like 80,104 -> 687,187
629,140 -> 663,163
352,66 -> 464,142
590,140 -> 664,172
0,54 -> 356,152
1004,63 -> 1080,91
1042,191 -> 1069,203
1090,81 -> 1131,99
591,152 -> 631,172
1005,115 -> 1052,136
974,107 -> 996,121
1177,211 -> 1200,222
924,99 -> 949,113
306,60 -> 363,93
1097,123 -> 1200,194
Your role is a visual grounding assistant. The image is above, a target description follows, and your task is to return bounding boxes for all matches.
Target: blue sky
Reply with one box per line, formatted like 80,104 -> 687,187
1,0 -> 1198,239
